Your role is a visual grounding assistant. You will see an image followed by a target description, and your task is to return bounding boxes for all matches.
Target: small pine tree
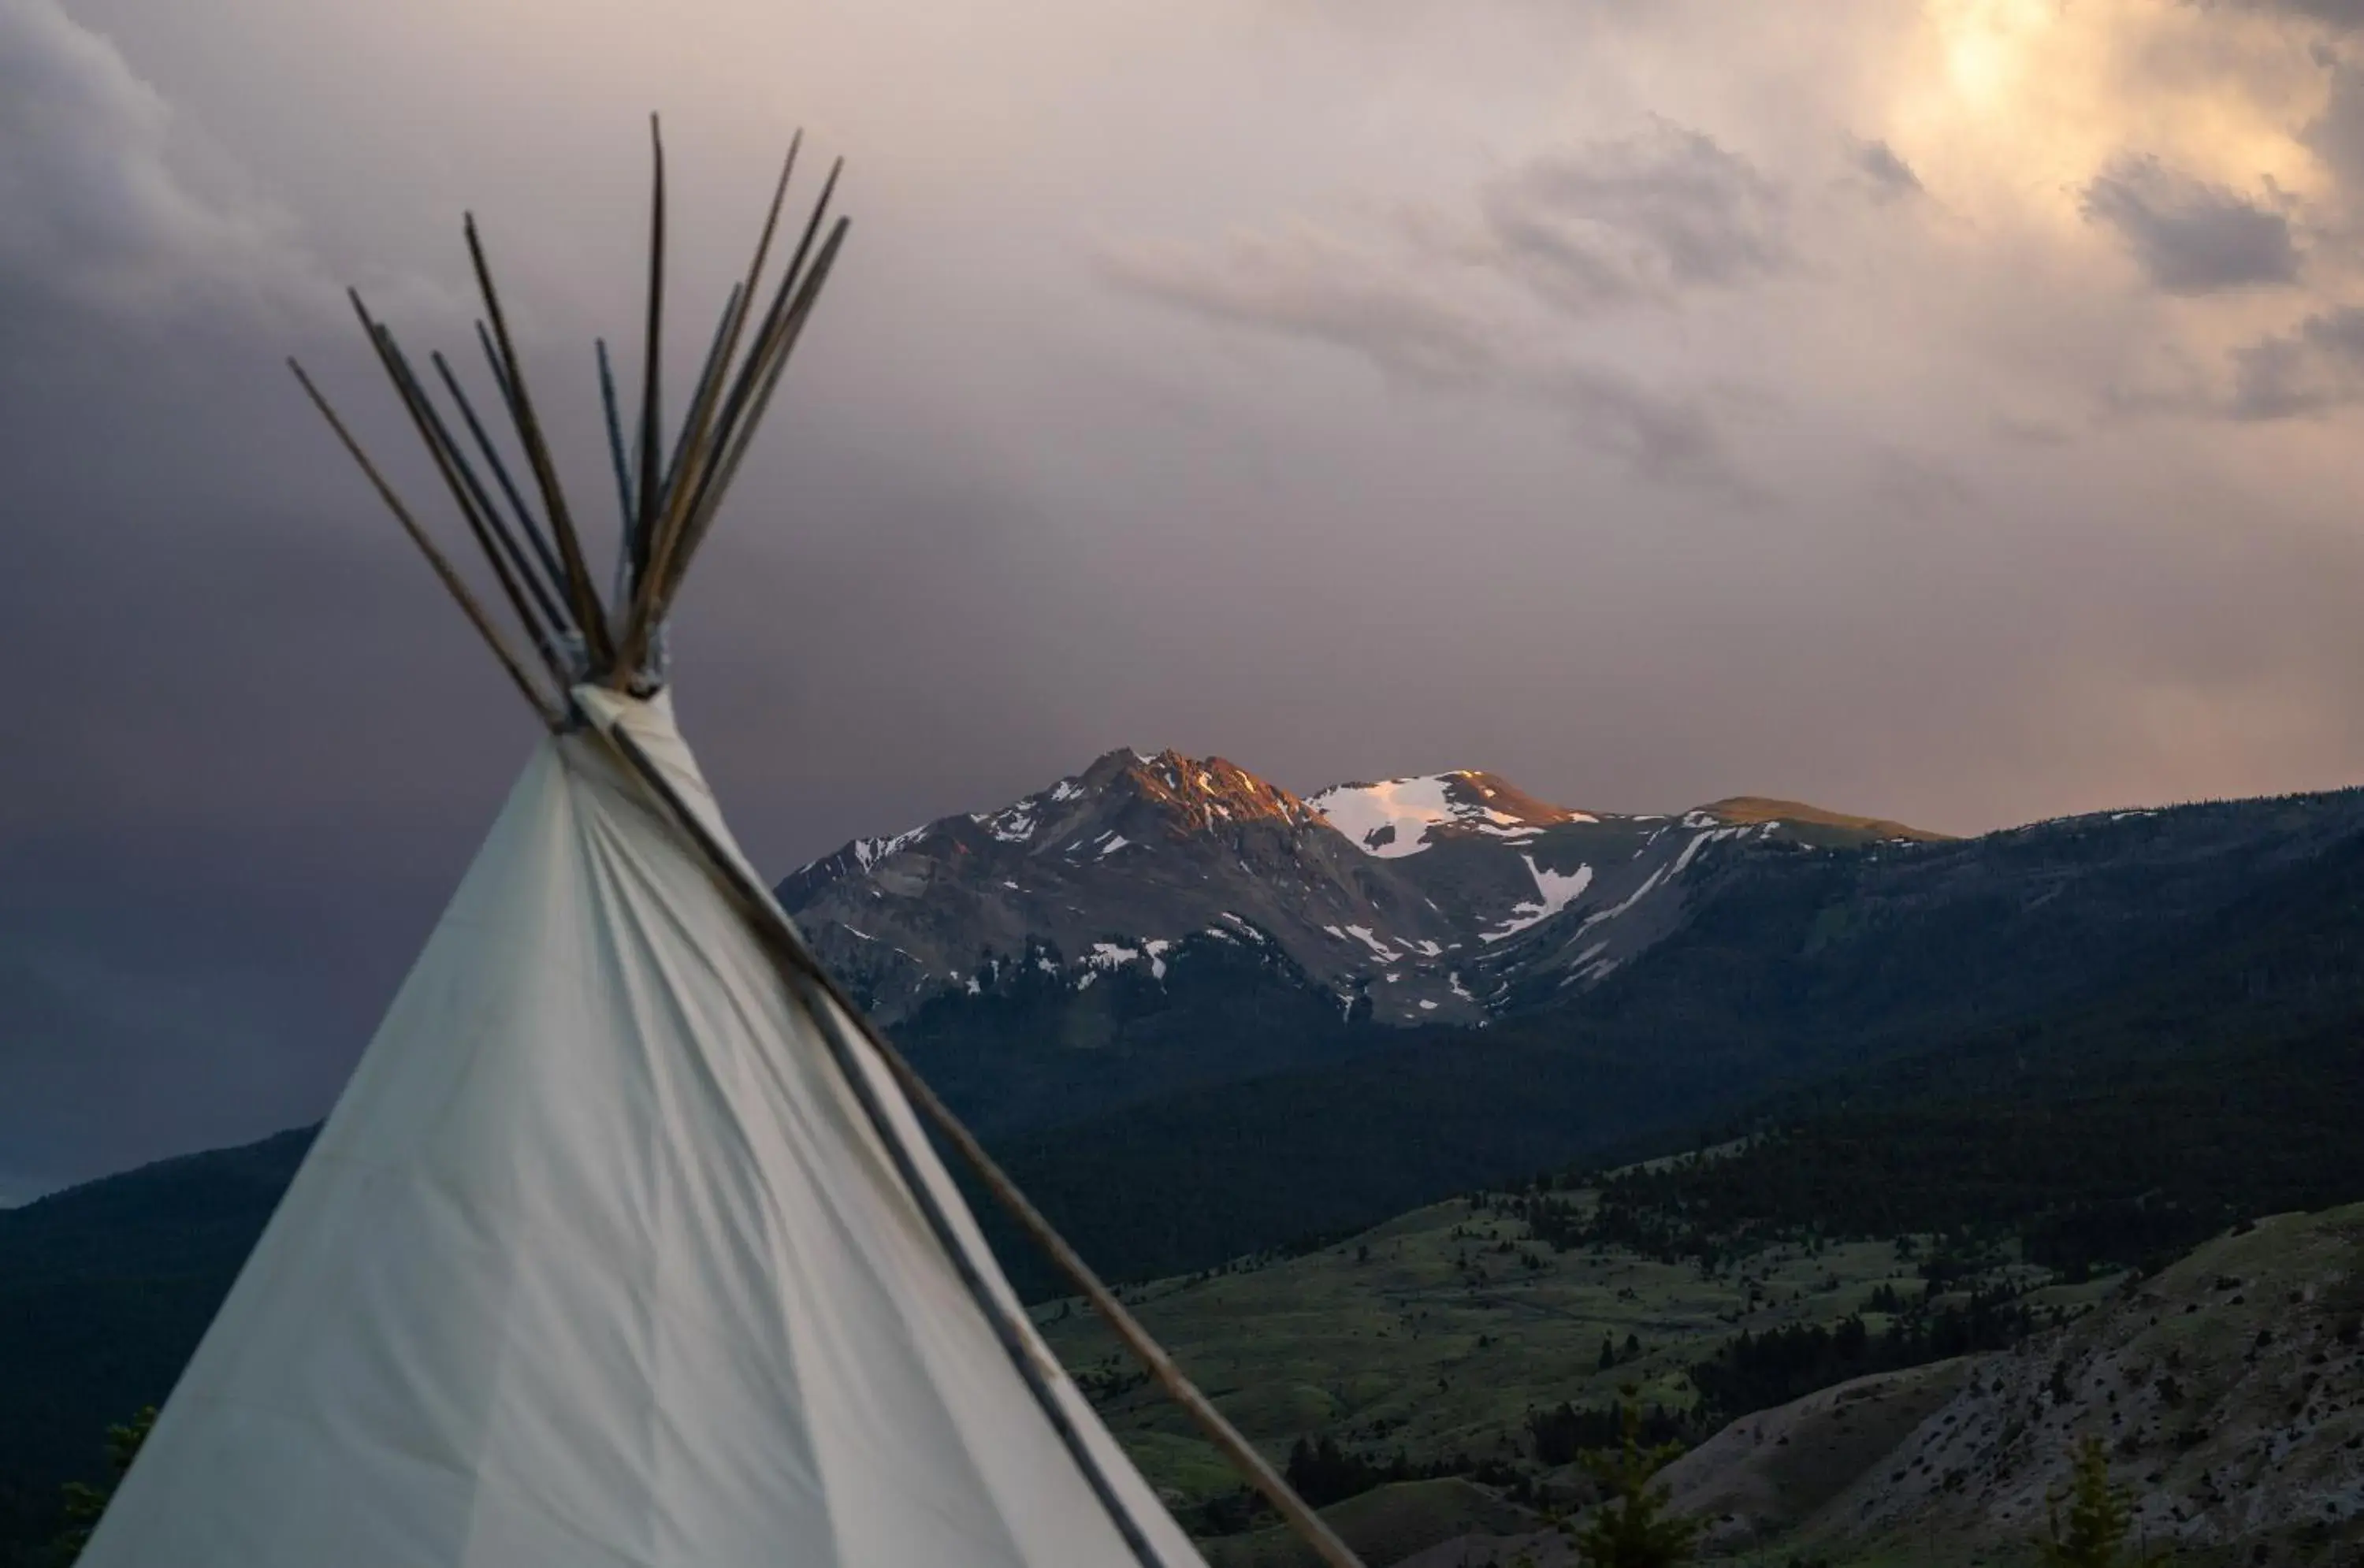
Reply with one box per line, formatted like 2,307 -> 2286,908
2040,1436 -> 2160,1567
1570,1394 -> 1698,1568
1599,1336 -> 1616,1371
52,1406 -> 157,1563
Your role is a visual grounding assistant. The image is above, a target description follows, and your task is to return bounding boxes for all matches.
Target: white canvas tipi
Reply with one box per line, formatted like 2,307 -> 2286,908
79,689 -> 1203,1566
78,127 -> 1357,1568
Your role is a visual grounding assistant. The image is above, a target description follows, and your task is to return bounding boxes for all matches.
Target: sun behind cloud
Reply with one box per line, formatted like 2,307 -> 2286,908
1890,0 -> 2330,236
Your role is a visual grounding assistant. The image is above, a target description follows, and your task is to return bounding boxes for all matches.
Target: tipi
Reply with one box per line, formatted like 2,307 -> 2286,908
76,124 -> 1359,1568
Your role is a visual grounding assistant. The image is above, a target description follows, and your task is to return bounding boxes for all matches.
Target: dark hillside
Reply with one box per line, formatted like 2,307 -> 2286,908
0,1129 -> 312,1566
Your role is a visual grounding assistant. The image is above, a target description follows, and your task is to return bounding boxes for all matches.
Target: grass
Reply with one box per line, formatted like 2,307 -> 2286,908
1035,1191 -> 1934,1510
1199,1477 -> 1535,1568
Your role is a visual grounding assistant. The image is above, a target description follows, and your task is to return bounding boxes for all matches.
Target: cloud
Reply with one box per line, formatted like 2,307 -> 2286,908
1102,222 -> 1745,489
2094,300 -> 2364,421
2226,303 -> 2364,415
2079,154 -> 2301,294
2194,0 -> 2364,26
1097,121 -> 1792,490
1107,224 -> 1502,389
1853,139 -> 1924,205
2303,59 -> 2364,195
0,0 -> 325,320
1474,124 -> 1790,314
1990,412 -> 2077,447
1868,448 -> 1976,513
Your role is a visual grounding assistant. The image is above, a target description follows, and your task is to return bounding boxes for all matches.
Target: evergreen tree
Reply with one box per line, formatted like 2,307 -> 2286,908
1570,1392 -> 1698,1568
2040,1436 -> 2160,1567
51,1406 -> 155,1563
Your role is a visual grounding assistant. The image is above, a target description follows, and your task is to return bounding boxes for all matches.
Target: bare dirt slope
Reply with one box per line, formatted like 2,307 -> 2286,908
1640,1204 -> 2364,1565
1660,1358 -> 1972,1548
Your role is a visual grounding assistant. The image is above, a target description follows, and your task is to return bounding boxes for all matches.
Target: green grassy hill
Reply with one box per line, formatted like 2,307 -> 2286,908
1033,1188 -> 2093,1524
1040,1196 -> 2364,1566
1201,1477 -> 1537,1568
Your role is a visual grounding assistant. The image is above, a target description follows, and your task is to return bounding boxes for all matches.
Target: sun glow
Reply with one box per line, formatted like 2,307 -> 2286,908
1885,0 -> 2328,236
1933,0 -> 2052,114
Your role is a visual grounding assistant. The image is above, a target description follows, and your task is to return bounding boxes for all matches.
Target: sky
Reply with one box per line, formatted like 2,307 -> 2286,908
9,0 -> 2364,1198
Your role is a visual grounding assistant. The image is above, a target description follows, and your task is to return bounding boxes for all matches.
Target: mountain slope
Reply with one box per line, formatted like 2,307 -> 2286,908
778,748 -> 1473,1022
971,784 -> 2364,1292
0,1129 -> 314,1566
1661,1203 -> 2364,1565
777,751 -> 1942,1037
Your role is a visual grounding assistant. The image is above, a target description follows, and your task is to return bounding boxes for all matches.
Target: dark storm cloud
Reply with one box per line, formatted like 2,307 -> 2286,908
0,288 -> 528,1195
2080,154 -> 2302,295
0,0 -> 1072,1192
1478,124 -> 1790,314
0,295 -> 1120,1194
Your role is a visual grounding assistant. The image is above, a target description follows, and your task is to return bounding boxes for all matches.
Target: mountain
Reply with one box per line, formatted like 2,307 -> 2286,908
957,781 -> 2364,1293
777,746 -> 1455,1022
13,768 -> 2364,1564
777,749 -> 1940,1038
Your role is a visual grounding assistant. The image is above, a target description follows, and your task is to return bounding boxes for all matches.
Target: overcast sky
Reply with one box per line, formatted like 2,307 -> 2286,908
9,0 -> 2364,1198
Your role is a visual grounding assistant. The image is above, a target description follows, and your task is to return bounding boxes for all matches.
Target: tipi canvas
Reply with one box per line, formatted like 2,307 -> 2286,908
76,124 -> 1358,1567
77,690 -> 1204,1566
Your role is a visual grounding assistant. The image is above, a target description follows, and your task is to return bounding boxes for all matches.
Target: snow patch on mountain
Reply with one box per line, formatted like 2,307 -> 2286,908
1673,824 -> 1747,874
1581,865 -> 1670,932
1309,771 -> 1596,858
852,826 -> 929,871
1309,776 -> 1480,856
1481,857 -> 1596,943
977,802 -> 1038,843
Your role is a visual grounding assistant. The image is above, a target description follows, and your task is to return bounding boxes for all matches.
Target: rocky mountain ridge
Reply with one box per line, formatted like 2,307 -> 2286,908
776,749 -> 1940,1027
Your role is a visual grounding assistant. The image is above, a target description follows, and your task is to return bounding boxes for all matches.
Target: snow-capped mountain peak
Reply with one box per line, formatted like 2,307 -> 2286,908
775,749 -> 1942,1028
